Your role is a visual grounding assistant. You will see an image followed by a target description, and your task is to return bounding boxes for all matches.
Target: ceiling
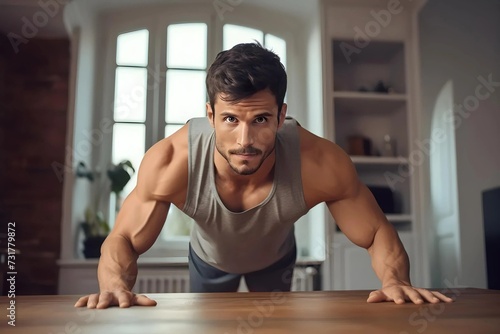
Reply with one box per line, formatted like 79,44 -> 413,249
0,0 -> 319,39
0,0 -> 68,38
71,0 -> 318,20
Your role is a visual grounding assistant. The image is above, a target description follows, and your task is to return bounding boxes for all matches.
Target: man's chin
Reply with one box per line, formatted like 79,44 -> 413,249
238,169 -> 257,176
230,164 -> 258,176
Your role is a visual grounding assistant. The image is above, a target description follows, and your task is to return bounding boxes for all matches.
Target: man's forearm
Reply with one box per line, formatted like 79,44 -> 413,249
97,234 -> 139,291
367,223 -> 411,287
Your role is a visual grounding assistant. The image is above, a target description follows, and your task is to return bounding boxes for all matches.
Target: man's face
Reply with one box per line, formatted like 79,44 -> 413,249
207,89 -> 287,176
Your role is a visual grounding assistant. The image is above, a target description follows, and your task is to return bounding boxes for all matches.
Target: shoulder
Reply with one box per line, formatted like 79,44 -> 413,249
135,124 -> 189,205
298,127 -> 360,205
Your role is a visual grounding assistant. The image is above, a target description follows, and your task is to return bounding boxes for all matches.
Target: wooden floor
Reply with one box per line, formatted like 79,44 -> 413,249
1,289 -> 499,333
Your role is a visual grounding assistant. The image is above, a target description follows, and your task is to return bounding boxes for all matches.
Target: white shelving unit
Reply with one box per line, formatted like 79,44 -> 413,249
333,38 -> 412,215
322,0 -> 425,290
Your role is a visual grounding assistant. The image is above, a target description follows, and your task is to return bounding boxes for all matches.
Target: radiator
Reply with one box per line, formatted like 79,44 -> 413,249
291,266 -> 318,291
135,273 -> 190,293
134,267 -> 318,293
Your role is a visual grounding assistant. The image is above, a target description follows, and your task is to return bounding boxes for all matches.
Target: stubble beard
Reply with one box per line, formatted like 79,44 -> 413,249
215,141 -> 276,176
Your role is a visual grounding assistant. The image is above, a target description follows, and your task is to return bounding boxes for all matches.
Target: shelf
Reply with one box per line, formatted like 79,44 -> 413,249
333,40 -> 405,65
334,91 -> 407,101
350,156 -> 408,165
333,91 -> 407,114
334,214 -> 412,234
386,214 -> 413,223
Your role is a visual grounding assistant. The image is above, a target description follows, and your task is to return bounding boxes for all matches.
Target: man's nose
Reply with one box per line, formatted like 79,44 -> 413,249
237,124 -> 255,147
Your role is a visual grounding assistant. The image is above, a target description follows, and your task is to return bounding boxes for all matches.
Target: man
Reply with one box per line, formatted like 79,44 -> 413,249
75,43 -> 452,309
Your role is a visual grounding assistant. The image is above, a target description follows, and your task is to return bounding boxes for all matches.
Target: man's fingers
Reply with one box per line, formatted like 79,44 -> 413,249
404,288 -> 424,304
96,291 -> 114,309
75,291 -> 158,309
414,288 -> 441,304
368,288 -> 406,304
116,291 -> 134,308
368,286 -> 454,305
367,290 -> 389,303
74,295 -> 89,308
392,291 -> 406,305
87,294 -> 100,309
134,294 -> 157,306
412,288 -> 453,303
117,291 -> 157,308
431,290 -> 454,303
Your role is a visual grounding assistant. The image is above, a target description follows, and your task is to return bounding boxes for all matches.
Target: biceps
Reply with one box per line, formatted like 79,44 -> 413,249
327,182 -> 386,249
112,189 -> 170,254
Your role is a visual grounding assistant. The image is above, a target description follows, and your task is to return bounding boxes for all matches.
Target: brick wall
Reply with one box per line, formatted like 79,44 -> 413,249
0,35 -> 69,295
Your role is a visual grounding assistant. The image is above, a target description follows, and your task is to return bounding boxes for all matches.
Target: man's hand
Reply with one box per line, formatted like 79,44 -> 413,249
367,284 -> 453,304
74,290 -> 157,309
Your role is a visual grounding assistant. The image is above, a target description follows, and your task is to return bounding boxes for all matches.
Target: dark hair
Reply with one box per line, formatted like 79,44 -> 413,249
206,42 -> 287,115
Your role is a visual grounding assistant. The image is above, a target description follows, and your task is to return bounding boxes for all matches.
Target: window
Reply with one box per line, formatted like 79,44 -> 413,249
223,24 -> 287,69
223,24 -> 287,103
108,22 -> 287,247
165,23 -> 208,136
113,29 -> 149,196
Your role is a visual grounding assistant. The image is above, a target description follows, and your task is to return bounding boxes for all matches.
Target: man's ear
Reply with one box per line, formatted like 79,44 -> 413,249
206,102 -> 215,127
278,103 -> 288,128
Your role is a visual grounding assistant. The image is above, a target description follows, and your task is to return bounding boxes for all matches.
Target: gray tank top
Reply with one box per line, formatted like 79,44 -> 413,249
182,117 -> 308,274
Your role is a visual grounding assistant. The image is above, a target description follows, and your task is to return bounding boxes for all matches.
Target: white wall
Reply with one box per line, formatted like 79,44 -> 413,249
302,0 -> 328,275
419,0 -> 500,288
61,1 -> 101,259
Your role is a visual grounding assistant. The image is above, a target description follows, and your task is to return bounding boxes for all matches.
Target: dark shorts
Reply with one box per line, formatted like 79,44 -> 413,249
188,243 -> 297,293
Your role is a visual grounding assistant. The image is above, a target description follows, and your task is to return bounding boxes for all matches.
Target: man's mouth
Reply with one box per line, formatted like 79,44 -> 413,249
230,148 -> 261,156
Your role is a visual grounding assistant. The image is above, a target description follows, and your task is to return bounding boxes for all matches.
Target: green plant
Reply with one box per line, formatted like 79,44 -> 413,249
81,207 -> 110,238
107,160 -> 135,196
78,160 -> 135,238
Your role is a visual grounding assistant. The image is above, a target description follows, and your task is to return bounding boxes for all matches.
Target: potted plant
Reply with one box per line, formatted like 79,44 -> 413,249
107,160 -> 135,212
77,160 -> 135,258
80,208 -> 110,258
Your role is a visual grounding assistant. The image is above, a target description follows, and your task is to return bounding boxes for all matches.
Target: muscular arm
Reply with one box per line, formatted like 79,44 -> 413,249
309,140 -> 410,288
301,129 -> 451,304
324,156 -> 411,288
75,125 -> 189,308
97,189 -> 170,293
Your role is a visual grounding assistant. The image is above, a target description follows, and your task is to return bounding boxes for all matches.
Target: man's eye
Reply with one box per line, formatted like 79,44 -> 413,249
224,116 -> 236,123
255,117 -> 267,124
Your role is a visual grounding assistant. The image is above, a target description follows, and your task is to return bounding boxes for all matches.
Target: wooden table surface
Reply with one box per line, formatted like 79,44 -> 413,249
1,288 -> 499,334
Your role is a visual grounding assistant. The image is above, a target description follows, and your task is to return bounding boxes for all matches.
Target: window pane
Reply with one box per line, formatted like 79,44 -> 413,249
167,23 -> 207,69
165,124 -> 184,138
112,123 -> 145,198
223,24 -> 263,50
161,206 -> 194,239
116,29 -> 149,66
165,70 -> 206,123
114,67 -> 147,122
265,33 -> 287,69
